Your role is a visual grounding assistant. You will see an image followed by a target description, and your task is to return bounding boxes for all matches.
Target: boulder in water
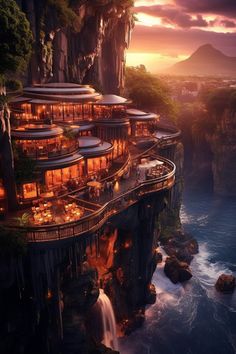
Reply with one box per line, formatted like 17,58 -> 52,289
89,339 -> 119,353
155,251 -> 163,264
123,312 -> 145,335
146,283 -> 156,304
164,256 -> 192,284
215,274 -> 235,293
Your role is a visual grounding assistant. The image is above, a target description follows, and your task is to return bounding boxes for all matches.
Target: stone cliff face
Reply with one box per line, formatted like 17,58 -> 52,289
157,141 -> 184,229
182,106 -> 236,197
207,109 -> 236,196
105,194 -> 166,333
16,0 -> 134,93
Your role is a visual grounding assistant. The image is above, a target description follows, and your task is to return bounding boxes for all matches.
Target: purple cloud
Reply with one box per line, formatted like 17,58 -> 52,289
220,19 -> 236,28
136,5 -> 208,28
129,24 -> 236,57
174,0 -> 236,17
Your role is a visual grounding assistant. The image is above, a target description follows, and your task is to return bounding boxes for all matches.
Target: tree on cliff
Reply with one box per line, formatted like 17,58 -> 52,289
198,88 -> 236,134
0,0 -> 33,211
125,65 -> 177,120
0,0 -> 33,75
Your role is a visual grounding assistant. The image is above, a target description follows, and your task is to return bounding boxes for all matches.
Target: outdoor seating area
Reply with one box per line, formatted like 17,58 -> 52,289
31,199 -> 85,225
2,82 -> 177,239
136,158 -> 166,181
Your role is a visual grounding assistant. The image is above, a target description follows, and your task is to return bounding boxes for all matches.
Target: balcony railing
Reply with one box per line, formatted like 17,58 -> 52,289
7,156 -> 175,243
16,143 -> 78,160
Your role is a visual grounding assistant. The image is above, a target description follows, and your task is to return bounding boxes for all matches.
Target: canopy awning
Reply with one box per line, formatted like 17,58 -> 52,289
87,181 -> 102,188
138,159 -> 164,170
36,153 -> 83,170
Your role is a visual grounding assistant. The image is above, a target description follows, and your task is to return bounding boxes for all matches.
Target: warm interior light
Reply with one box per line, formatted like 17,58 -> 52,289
22,182 -> 37,199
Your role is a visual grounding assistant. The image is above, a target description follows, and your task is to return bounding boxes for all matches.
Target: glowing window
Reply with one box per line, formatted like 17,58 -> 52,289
0,181 -> 5,198
23,182 -> 37,199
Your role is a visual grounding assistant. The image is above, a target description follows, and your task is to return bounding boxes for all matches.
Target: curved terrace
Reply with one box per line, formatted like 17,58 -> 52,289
3,83 -> 181,243
7,155 -> 175,243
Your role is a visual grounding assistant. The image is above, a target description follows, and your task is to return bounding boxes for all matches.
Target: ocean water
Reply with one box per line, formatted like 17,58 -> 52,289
119,192 -> 236,354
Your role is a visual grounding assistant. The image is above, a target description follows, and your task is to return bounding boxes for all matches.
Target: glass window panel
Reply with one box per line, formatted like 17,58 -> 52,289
22,182 -> 37,199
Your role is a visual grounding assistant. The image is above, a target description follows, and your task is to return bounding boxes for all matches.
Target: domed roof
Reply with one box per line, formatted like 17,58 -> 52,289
93,95 -> 130,105
127,108 -> 148,116
127,108 -> 159,121
13,83 -> 101,104
12,124 -> 64,140
78,136 -> 101,148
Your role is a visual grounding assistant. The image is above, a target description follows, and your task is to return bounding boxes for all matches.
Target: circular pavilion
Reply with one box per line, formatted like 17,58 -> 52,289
92,95 -> 131,159
78,137 -> 114,176
11,124 -> 78,160
10,83 -> 100,124
12,123 -> 85,202
127,108 -> 160,137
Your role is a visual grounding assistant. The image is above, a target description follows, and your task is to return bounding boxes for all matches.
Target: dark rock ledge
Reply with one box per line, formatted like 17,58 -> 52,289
159,229 -> 198,284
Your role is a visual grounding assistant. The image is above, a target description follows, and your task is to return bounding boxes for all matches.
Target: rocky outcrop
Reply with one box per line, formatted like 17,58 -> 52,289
145,283 -> 157,305
103,193 -> 167,332
180,99 -> 236,196
90,342 -> 119,354
162,230 -> 198,264
208,109 -> 236,196
164,256 -> 192,284
17,0 -> 134,93
215,274 -> 236,293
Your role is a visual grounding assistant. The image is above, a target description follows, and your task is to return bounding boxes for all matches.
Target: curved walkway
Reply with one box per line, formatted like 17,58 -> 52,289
8,156 -> 175,243
6,126 -> 180,243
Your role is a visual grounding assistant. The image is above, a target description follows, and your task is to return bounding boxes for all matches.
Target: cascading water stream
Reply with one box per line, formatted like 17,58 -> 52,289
97,289 -> 118,351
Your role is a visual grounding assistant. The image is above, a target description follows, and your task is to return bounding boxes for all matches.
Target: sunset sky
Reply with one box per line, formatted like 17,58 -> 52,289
127,0 -> 236,72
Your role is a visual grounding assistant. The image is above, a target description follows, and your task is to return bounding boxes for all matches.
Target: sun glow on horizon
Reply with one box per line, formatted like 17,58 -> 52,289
135,13 -> 162,27
130,0 -> 236,71
134,0 -> 173,6
126,52 -> 188,73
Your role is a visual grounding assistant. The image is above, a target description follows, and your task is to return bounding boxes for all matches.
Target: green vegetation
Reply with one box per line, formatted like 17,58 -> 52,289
13,213 -> 31,227
0,226 -> 27,257
158,205 -> 182,244
205,88 -> 236,116
0,92 -> 9,107
63,127 -> 78,140
45,0 -> 83,32
5,79 -> 22,92
14,157 -> 37,184
177,101 -> 208,137
192,88 -> 236,135
42,0 -> 134,32
125,65 -> 178,120
93,0 -> 134,8
0,0 -> 33,76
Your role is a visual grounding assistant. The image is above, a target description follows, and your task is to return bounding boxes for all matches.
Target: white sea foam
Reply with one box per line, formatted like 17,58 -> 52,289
180,205 -> 194,225
192,243 -> 232,287
146,248 -> 185,317
192,243 -> 236,311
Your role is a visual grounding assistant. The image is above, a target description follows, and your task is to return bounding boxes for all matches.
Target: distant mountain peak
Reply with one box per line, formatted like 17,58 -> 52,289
167,44 -> 236,77
197,43 -> 215,50
190,44 -> 227,60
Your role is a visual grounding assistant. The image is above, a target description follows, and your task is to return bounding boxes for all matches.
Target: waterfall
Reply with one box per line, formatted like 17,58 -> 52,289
97,289 -> 118,351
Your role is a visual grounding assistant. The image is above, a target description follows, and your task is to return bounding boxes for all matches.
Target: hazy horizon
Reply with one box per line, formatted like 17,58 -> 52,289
127,0 -> 236,73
